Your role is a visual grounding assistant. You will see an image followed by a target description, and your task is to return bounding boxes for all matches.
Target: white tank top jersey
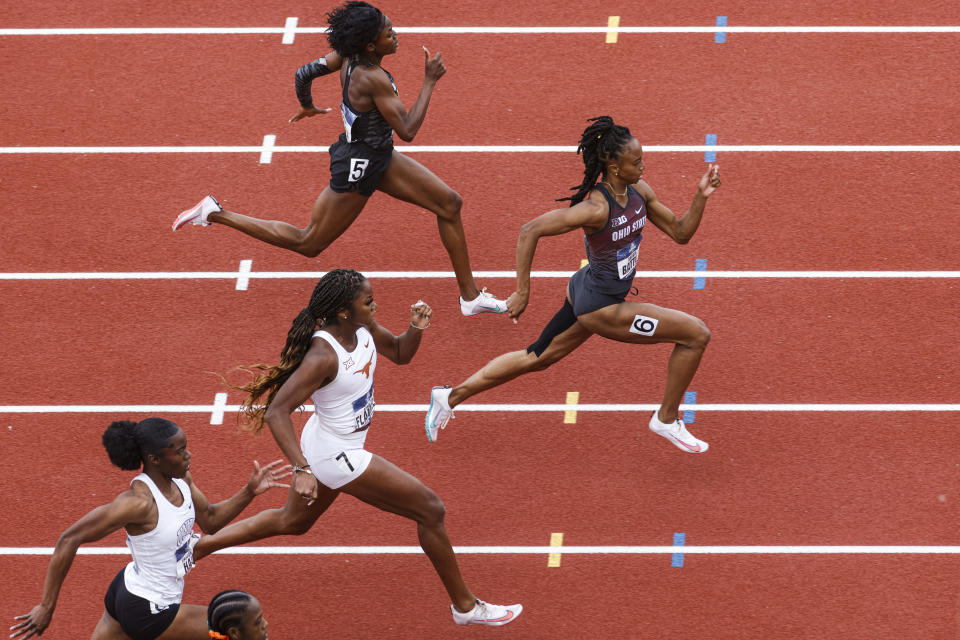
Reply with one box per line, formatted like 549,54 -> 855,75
122,474 -> 196,606
301,327 -> 377,453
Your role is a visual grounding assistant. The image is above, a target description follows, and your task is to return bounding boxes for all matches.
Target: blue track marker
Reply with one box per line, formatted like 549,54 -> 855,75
694,258 -> 707,289
704,134 -> 717,162
683,391 -> 697,423
715,16 -> 727,43
671,532 -> 686,567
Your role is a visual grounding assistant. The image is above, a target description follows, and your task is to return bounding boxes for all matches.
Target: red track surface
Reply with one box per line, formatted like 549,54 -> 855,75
2,2 -> 959,639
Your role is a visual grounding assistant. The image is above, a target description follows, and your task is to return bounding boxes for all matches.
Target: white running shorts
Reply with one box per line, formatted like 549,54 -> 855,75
304,447 -> 373,489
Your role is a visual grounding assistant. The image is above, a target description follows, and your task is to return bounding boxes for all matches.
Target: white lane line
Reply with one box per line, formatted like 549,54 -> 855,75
1,270 -> 959,281
3,26 -> 960,36
258,134 -> 276,164
3,144 -> 960,154
235,260 -> 253,290
1,403 -> 959,414
2,545 -> 958,556
281,17 -> 298,44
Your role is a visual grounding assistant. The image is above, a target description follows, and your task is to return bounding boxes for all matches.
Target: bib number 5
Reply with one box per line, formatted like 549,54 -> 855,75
348,158 -> 370,182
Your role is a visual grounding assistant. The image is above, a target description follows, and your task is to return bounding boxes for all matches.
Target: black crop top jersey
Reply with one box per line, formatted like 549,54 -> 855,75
340,59 -> 397,151
582,184 -> 648,295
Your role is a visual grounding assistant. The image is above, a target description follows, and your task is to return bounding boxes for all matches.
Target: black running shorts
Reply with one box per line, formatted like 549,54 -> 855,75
103,569 -> 179,640
328,134 -> 393,196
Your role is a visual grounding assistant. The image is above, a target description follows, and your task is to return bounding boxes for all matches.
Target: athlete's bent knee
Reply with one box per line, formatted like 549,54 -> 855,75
434,190 -> 463,222
277,506 -> 317,536
294,234 -> 332,258
686,318 -> 711,351
418,490 -> 446,526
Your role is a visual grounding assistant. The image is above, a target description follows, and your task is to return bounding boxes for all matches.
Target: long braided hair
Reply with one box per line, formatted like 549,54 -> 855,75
230,269 -> 368,432
557,116 -> 633,206
207,590 -> 254,639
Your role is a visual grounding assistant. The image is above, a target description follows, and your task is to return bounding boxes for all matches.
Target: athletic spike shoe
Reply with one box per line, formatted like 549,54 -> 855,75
460,288 -> 508,316
425,386 -> 454,442
451,600 -> 523,626
649,411 -> 709,453
172,196 -> 221,231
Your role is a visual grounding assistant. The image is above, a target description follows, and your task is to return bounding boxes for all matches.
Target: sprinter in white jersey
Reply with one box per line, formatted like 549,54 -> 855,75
192,269 -> 522,627
11,418 -> 289,640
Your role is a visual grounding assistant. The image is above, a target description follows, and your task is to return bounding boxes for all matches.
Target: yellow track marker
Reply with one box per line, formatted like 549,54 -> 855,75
548,532 -> 564,567
580,258 -> 588,268
564,391 -> 580,424
606,16 -> 620,44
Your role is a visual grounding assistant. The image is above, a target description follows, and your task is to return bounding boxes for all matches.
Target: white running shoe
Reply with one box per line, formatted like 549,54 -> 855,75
451,600 -> 522,626
649,411 -> 709,453
460,288 -> 508,316
172,196 -> 221,231
425,386 -> 454,442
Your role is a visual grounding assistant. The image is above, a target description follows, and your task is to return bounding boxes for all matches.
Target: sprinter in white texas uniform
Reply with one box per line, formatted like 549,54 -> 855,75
192,269 -> 522,627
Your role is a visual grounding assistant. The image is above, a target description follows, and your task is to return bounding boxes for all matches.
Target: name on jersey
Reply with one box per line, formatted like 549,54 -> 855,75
611,215 -> 646,242
351,388 -> 375,432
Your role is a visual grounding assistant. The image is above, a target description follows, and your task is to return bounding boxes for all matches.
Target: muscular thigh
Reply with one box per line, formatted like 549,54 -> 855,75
578,302 -> 705,345
340,455 -> 439,520
377,151 -> 458,215
155,605 -> 208,640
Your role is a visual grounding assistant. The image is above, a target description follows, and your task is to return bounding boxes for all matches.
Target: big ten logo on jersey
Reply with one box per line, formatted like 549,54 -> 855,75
612,214 -> 628,227
349,158 -> 369,182
351,388 -> 375,432
628,314 -> 659,336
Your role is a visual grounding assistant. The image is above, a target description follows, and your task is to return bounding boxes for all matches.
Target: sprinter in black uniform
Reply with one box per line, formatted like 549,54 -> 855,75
173,1 -> 506,317
424,116 -> 722,453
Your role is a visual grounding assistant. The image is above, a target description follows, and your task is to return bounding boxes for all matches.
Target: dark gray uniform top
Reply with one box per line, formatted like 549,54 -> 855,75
340,59 -> 397,151
581,184 -> 649,296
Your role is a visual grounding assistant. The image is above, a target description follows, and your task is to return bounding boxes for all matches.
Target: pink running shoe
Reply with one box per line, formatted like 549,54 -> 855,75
172,196 -> 221,231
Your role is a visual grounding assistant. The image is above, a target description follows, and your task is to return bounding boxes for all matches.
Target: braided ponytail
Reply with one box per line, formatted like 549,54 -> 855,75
228,269 -> 368,432
557,116 -> 633,205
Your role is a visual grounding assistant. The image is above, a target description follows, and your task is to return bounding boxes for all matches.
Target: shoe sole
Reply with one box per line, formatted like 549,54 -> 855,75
650,426 -> 709,453
461,306 -> 508,316
172,196 -> 220,231
425,396 -> 439,443
454,605 -> 523,626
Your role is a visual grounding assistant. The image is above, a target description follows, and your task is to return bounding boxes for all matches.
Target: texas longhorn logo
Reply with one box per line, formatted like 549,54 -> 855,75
353,353 -> 374,379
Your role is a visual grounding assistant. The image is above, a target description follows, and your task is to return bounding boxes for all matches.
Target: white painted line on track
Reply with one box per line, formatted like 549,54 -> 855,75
3,26 -> 960,36
3,144 -> 960,155
235,260 -> 253,290
281,17 -> 298,44
258,135 -> 276,163
1,270 -> 959,282
2,545 -> 958,556
209,393 -> 228,425
2,403 -> 959,414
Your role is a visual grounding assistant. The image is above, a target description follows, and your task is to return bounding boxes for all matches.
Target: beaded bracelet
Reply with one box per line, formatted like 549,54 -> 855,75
291,465 -> 312,474
410,322 -> 430,330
